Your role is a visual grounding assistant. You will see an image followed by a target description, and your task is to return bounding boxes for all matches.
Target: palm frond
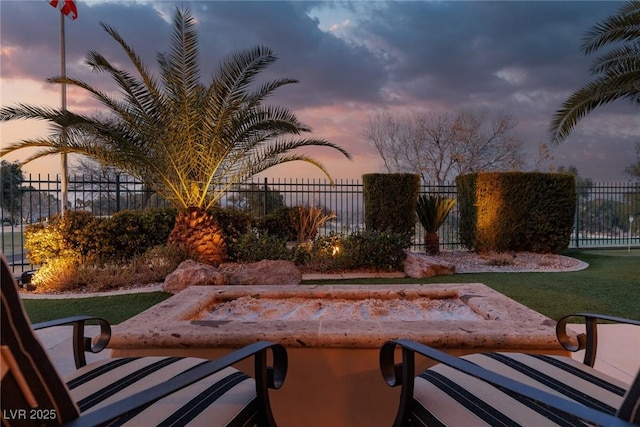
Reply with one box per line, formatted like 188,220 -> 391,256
581,1 -> 640,54
550,2 -> 640,143
98,22 -> 165,109
1,8 -> 351,213
589,44 -> 640,75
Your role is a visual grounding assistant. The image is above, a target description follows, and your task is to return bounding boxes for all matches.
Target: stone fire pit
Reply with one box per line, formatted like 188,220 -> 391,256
110,284 -> 567,427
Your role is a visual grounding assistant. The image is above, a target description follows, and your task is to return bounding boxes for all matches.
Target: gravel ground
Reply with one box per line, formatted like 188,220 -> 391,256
433,251 -> 586,273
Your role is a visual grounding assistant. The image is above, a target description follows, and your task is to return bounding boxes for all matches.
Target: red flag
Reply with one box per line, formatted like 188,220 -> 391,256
49,0 -> 78,20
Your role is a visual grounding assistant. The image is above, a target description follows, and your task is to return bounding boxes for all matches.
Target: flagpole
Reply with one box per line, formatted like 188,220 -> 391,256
59,11 -> 68,216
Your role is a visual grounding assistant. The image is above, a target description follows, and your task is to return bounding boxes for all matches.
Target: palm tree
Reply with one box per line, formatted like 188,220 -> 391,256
0,8 -> 351,265
416,195 -> 456,255
550,1 -> 640,143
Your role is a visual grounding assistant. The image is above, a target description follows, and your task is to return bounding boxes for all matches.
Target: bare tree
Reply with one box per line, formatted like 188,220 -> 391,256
365,109 -> 525,184
625,143 -> 640,181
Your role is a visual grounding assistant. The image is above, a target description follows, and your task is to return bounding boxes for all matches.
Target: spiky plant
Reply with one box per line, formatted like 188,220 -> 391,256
0,8 -> 350,265
550,1 -> 640,143
416,195 -> 456,255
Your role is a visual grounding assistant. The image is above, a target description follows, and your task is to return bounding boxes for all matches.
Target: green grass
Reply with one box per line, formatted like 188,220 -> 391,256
305,250 -> 640,321
22,250 -> 640,324
23,292 -> 172,324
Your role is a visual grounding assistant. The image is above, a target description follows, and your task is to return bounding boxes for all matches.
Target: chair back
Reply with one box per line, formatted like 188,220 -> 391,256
618,370 -> 640,424
1,254 -> 80,425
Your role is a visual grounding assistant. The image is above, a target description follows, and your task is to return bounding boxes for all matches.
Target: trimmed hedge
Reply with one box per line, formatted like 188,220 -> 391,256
24,207 -> 256,264
25,208 -> 178,264
456,172 -> 576,253
362,173 -> 420,238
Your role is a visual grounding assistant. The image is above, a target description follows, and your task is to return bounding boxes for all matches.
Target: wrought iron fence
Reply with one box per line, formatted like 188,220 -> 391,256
2,175 -> 639,269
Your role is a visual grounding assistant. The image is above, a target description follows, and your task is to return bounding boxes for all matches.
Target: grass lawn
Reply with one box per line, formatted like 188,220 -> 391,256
305,249 -> 640,322
23,292 -> 172,324
23,250 -> 639,324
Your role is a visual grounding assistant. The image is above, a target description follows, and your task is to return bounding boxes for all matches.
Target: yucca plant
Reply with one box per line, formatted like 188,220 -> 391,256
416,195 -> 456,255
0,8 -> 350,265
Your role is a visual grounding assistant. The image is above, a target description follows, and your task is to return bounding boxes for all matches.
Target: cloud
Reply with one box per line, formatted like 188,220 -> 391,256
1,0 -> 637,182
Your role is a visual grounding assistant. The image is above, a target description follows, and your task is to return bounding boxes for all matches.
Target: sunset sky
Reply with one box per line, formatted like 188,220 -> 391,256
1,1 -> 639,183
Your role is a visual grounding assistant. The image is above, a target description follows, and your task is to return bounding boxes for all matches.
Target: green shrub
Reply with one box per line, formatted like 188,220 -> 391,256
97,208 -> 177,261
24,211 -> 98,264
256,207 -> 297,240
212,207 -> 254,243
456,174 -> 478,251
25,206 -> 264,265
308,230 -> 409,271
228,229 -> 291,262
341,230 -> 410,270
308,234 -> 344,271
456,172 -> 576,253
363,173 -> 420,238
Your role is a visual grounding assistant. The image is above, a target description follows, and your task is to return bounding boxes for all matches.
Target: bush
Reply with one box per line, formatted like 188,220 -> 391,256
308,230 -> 409,271
456,172 -> 576,253
228,228 -> 291,262
341,230 -> 410,270
211,206 -> 254,243
256,207 -> 297,240
289,205 -> 336,242
25,208 -> 178,264
24,211 -> 98,264
363,173 -> 420,238
30,245 -> 187,293
97,208 -> 177,261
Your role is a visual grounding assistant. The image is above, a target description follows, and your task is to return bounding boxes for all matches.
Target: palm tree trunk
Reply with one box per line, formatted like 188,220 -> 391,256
424,232 -> 440,255
168,208 -> 227,265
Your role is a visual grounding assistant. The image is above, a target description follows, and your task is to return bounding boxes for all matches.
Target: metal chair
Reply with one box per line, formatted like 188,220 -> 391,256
1,253 -> 287,426
381,314 -> 640,426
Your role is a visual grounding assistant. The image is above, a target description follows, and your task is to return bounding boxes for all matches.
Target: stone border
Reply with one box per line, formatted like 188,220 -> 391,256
110,283 -> 564,352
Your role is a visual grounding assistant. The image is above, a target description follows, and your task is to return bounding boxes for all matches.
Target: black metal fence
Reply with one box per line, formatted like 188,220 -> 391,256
2,175 -> 639,268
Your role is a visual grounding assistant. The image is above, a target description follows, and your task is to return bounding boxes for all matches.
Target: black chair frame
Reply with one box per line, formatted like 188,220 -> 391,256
380,313 -> 640,427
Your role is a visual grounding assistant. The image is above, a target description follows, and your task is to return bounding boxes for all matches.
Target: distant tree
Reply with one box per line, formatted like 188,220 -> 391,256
0,160 -> 24,224
625,143 -> 640,180
557,165 -> 593,200
581,199 -> 631,234
533,142 -> 555,172
366,109 -> 524,185
228,183 -> 285,217
70,158 -> 159,213
550,1 -> 640,143
21,186 -> 60,223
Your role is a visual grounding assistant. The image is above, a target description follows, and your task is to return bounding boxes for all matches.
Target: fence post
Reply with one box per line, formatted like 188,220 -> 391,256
115,174 -> 121,213
574,196 -> 580,249
263,177 -> 268,217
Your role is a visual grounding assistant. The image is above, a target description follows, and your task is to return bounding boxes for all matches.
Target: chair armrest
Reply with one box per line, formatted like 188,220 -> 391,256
380,339 -> 635,427
33,316 -> 111,369
63,341 -> 287,427
556,313 -> 640,367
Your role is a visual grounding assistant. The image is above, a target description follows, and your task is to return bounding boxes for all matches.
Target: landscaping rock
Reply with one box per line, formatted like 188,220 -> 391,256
403,250 -> 456,278
220,260 -> 301,286
163,259 -> 228,293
